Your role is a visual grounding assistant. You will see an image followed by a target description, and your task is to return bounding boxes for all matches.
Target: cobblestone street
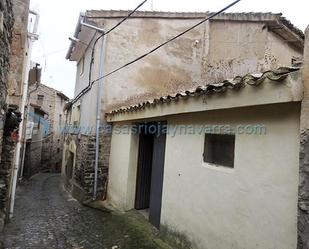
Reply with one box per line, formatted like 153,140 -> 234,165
0,174 -> 164,249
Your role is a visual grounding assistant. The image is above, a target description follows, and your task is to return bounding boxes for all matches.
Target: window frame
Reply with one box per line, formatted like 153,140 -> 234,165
203,133 -> 235,168
37,94 -> 44,105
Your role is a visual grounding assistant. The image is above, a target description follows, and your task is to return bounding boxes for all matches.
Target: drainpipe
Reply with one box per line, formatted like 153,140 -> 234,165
93,34 -> 106,200
9,11 -> 39,219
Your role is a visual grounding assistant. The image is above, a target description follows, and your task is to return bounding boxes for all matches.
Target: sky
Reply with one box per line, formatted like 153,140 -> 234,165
29,0 -> 308,98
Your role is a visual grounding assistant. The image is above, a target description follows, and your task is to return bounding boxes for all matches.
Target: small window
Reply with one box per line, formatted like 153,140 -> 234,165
37,94 -> 44,105
203,133 -> 235,168
79,56 -> 85,76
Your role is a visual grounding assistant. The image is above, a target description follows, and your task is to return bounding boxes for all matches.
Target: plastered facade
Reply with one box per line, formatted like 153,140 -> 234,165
108,102 -> 300,249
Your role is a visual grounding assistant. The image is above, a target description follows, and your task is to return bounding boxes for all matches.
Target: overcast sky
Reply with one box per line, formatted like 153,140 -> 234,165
29,0 -> 308,98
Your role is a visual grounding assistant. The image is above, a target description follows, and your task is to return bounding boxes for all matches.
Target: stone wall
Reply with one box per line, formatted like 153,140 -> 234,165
298,130 -> 309,248
7,0 -> 29,108
0,136 -> 15,230
26,84 -> 68,175
23,140 -> 42,178
0,0 -> 14,159
298,26 -> 309,249
0,0 -> 13,108
98,131 -> 111,199
63,129 -> 111,202
0,0 -> 14,231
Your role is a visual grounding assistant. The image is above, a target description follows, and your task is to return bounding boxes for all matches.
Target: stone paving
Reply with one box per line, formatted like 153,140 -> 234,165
0,173 -> 165,249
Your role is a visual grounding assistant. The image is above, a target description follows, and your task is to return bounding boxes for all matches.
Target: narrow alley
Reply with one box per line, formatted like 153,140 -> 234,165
1,0 -> 309,248
0,174 -> 164,249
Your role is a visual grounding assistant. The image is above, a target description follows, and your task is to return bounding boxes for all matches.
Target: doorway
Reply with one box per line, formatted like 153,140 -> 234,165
135,122 -> 166,229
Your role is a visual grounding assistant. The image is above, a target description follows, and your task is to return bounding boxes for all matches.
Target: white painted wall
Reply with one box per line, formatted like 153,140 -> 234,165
107,123 -> 139,210
107,102 -> 300,249
73,38 -> 102,132
161,103 -> 300,249
90,15 -> 302,113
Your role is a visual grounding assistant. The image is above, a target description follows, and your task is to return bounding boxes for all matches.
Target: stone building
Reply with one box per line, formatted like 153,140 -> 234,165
0,0 -> 36,229
23,103 -> 46,178
23,83 -> 69,178
107,66 -> 302,249
0,0 -> 15,231
104,26 -> 309,249
63,11 -> 303,205
6,0 -> 30,108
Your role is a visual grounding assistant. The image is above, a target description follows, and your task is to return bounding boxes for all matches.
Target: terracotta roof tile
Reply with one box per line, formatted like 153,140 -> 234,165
107,67 -> 300,115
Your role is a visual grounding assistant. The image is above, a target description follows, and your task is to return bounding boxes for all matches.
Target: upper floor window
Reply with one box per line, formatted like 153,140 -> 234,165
37,94 -> 44,105
59,114 -> 62,126
203,133 -> 235,168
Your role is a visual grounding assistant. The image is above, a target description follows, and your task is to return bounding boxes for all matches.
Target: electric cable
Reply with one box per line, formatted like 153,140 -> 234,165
71,0 -> 241,104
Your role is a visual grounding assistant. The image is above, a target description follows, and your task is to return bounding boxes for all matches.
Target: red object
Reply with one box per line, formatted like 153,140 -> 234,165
11,131 -> 19,142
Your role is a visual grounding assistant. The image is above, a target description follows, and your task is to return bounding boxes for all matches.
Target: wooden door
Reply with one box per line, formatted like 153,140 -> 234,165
149,131 -> 166,229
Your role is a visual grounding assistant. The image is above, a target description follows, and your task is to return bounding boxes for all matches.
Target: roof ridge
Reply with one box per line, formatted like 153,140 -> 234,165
86,9 -> 282,15
39,83 -> 70,100
85,10 -> 303,40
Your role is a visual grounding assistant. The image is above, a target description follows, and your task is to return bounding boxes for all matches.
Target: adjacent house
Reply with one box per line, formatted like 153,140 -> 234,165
22,83 -> 69,178
63,10 -> 307,248
23,103 -> 47,178
107,66 -> 303,249
0,0 -> 15,230
0,0 -> 33,229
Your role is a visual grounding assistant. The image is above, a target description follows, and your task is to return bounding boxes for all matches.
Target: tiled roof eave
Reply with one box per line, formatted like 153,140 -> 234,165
107,67 -> 300,116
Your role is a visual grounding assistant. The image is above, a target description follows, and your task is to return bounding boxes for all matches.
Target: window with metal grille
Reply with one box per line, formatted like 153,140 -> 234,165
203,133 -> 235,168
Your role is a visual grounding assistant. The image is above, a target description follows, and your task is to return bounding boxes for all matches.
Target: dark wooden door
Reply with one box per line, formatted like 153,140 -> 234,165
135,133 -> 154,210
149,132 -> 166,229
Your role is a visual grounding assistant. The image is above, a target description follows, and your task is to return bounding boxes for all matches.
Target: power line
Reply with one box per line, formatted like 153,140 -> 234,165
32,48 -> 68,59
72,0 -> 241,104
73,0 -> 148,104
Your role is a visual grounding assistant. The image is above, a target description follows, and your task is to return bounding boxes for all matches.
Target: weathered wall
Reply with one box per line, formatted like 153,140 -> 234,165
108,102 -> 300,249
99,16 -> 205,112
52,94 -> 67,172
0,136 -> 15,229
70,11 -> 302,204
203,21 -> 301,81
62,133 -> 109,201
67,33 -> 111,199
7,0 -> 29,108
0,0 -> 14,230
73,36 -> 101,130
161,104 -> 300,249
27,84 -> 68,174
98,131 -> 111,199
23,140 -> 41,178
0,0 -> 14,108
83,12 -> 302,113
298,26 -> 309,249
0,0 -> 14,157
23,105 -> 43,178
107,124 -> 139,209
